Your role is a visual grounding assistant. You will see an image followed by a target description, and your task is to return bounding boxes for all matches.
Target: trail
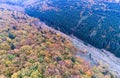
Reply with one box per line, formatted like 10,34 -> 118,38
73,3 -> 93,30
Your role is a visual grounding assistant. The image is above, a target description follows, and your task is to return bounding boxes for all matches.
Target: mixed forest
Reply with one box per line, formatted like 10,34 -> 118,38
0,8 -> 116,78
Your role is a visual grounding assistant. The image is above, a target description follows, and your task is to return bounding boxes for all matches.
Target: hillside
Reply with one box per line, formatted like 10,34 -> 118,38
0,8 -> 117,78
25,0 -> 120,57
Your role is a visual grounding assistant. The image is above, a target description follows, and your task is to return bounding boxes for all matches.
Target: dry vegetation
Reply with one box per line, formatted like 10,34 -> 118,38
0,8 -> 116,78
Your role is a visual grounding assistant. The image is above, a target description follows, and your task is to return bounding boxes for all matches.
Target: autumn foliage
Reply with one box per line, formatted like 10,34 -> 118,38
0,9 -> 116,78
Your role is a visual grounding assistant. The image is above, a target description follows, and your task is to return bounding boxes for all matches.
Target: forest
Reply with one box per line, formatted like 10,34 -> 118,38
0,8 -> 116,78
25,0 -> 120,57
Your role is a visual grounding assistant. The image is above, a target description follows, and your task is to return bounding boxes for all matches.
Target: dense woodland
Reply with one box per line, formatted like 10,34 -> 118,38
25,0 -> 120,57
0,8 -> 116,78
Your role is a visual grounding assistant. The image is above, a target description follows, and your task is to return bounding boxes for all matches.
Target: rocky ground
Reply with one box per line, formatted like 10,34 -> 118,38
71,36 -> 120,77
